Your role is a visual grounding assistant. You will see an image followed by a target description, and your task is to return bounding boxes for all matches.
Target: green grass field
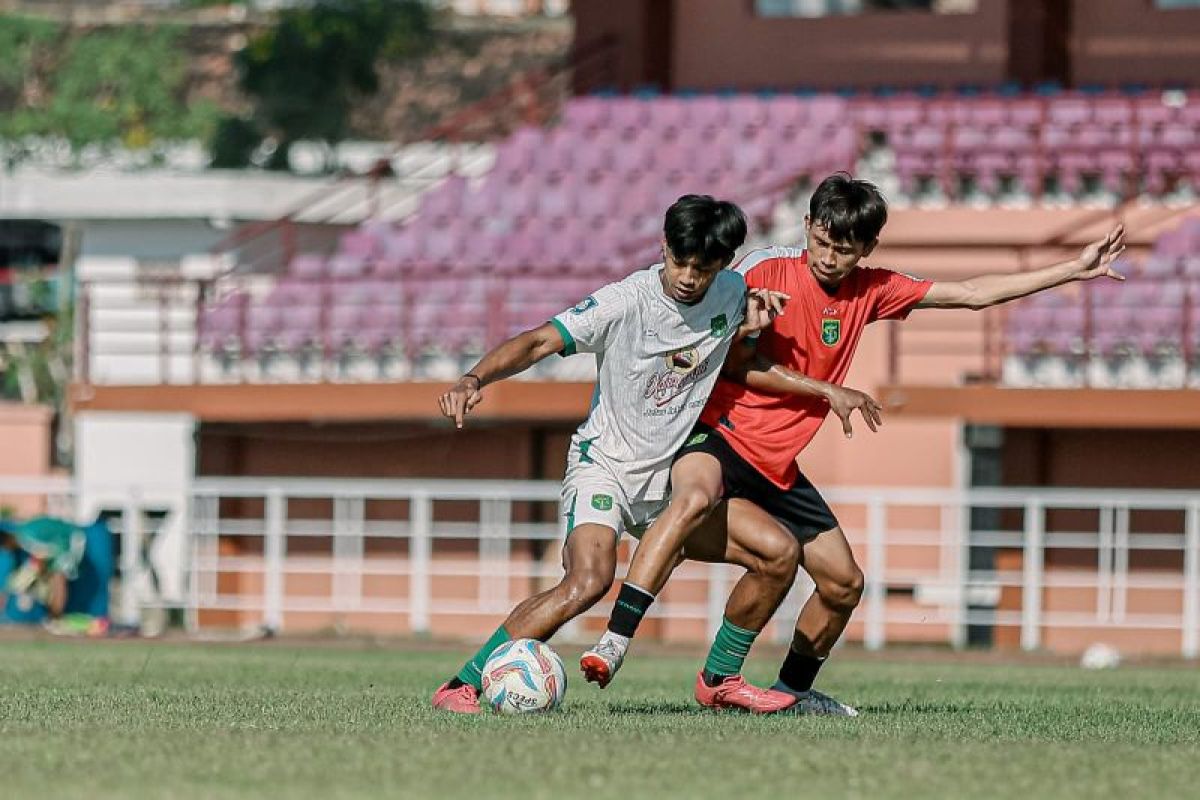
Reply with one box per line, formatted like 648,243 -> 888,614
2,638 -> 1198,799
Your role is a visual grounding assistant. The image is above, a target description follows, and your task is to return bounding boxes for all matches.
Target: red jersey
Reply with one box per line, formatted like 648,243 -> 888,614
700,246 -> 933,488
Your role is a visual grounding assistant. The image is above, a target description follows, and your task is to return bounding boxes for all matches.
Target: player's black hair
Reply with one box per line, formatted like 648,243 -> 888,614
662,194 -> 747,266
809,172 -> 888,245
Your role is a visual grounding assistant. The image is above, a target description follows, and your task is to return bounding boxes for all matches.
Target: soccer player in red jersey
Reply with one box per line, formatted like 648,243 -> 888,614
582,173 -> 1127,714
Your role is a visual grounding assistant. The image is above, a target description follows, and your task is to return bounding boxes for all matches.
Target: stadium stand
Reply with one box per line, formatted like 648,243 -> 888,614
196,90 -> 1200,383
1003,216 -> 1200,388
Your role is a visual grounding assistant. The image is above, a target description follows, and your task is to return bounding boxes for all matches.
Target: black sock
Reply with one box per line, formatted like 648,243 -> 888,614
778,648 -> 825,692
607,582 -> 655,637
446,677 -> 466,690
702,670 -> 730,687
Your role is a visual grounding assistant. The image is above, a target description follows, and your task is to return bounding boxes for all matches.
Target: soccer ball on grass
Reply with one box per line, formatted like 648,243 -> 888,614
480,638 -> 567,714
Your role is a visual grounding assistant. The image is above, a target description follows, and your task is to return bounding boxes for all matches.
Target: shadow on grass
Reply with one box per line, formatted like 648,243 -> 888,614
598,701 -> 712,716
859,701 -> 973,715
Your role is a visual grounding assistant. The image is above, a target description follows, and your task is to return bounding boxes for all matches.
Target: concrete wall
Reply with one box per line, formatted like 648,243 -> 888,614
0,402 -> 55,516
1070,0 -> 1200,86
574,0 -> 1200,91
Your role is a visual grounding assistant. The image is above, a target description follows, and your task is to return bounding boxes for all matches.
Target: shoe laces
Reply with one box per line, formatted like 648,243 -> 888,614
592,639 -> 624,662
802,689 -> 848,713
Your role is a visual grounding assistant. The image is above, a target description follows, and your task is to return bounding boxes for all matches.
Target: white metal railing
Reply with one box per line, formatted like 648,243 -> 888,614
2,477 -> 1197,656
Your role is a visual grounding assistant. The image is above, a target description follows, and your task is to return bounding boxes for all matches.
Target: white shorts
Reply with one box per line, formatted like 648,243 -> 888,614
562,458 -> 667,541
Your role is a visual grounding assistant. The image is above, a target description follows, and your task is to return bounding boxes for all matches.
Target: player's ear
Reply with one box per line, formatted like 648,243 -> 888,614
860,238 -> 878,258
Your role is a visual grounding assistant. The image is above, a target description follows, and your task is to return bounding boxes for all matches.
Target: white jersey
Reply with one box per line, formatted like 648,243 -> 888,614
550,265 -> 747,503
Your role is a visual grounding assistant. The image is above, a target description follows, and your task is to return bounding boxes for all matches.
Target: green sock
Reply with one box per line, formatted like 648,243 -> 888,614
703,618 -> 759,679
455,625 -> 511,691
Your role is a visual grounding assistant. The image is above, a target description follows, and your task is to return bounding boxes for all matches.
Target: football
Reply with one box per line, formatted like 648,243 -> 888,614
480,638 -> 567,714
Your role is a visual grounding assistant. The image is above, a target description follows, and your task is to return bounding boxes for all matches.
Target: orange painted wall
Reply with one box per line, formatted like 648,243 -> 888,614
0,402 -> 55,516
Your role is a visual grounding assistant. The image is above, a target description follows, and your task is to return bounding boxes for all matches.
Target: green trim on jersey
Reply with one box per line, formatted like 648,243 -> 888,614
549,318 -> 576,356
579,438 -> 596,464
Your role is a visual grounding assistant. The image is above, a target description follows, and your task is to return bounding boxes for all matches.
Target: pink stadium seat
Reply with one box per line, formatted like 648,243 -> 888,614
339,228 -> 381,259
608,98 -> 651,132
1158,124 -> 1197,150
1134,96 -> 1177,127
199,292 -> 247,350
765,96 -> 809,132
422,176 -> 468,218
685,96 -> 730,130
1008,98 -> 1044,128
562,97 -> 610,131
1093,96 -> 1133,127
805,96 -> 847,130
884,98 -> 925,131
328,253 -> 368,280
964,98 -> 1009,128
535,171 -> 580,218
289,254 -> 327,280
726,95 -> 769,132
1047,97 -> 1092,127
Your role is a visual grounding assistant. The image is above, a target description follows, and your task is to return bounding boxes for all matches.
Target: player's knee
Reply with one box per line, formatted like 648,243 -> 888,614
762,535 -> 801,583
562,569 -> 611,611
821,567 -> 864,612
672,487 -> 718,527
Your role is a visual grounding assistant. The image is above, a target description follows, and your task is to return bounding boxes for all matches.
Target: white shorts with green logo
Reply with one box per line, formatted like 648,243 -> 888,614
561,458 -> 667,541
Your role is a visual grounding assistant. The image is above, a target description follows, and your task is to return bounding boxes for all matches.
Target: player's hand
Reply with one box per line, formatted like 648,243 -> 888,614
824,385 -> 883,439
1074,224 -> 1127,282
439,375 -> 483,429
742,288 -> 790,334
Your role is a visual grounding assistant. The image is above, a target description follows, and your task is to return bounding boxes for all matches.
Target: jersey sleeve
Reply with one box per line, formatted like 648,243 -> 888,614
735,247 -> 797,291
869,268 -> 934,322
549,280 -> 629,356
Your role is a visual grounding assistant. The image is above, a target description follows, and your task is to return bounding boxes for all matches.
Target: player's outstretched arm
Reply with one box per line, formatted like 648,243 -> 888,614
438,323 -> 565,429
916,223 -> 1127,310
722,345 -> 882,438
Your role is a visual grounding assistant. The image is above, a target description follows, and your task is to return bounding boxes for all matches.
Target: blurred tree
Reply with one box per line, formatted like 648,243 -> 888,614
208,114 -> 262,169
42,25 -> 218,156
237,0 -> 432,171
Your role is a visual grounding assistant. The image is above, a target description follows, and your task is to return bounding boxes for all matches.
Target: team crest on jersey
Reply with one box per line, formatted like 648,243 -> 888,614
709,314 -> 728,338
821,318 -> 841,346
591,494 -> 613,511
665,346 -> 700,374
571,296 -> 597,314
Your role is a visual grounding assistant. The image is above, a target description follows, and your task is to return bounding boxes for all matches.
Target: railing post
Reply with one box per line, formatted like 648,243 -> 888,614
192,279 -> 205,385
263,490 -> 285,632
333,494 -> 365,615
1113,504 -> 1130,624
1098,504 -> 1113,622
78,281 -> 91,384
478,497 -> 512,613
946,502 -> 968,649
1183,501 -> 1199,659
410,491 -> 432,634
159,284 -> 170,384
120,493 -> 143,628
1021,499 -> 1044,652
706,562 -> 729,640
864,498 -> 886,651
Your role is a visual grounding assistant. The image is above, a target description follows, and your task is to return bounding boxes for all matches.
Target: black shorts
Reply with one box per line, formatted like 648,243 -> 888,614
674,423 -> 839,542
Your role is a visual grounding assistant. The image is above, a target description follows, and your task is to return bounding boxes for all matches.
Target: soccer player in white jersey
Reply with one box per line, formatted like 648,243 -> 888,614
433,194 -> 822,714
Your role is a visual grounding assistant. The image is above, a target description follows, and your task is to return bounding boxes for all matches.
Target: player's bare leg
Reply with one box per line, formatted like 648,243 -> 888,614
584,498 -> 800,713
581,452 -> 724,686
772,525 -> 863,716
434,524 -> 616,713
680,498 -> 801,712
504,523 -> 618,640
